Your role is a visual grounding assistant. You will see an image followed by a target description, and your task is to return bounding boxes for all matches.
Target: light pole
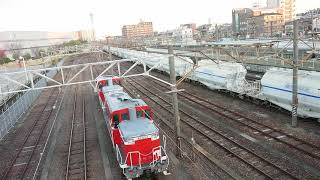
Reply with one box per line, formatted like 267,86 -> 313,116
19,56 -> 29,82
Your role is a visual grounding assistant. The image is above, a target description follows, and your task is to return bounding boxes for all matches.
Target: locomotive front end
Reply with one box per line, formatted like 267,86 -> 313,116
116,110 -> 169,179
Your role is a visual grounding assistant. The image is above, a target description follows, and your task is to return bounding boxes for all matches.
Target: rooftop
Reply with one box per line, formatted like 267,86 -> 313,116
105,91 -> 147,112
119,118 -> 158,140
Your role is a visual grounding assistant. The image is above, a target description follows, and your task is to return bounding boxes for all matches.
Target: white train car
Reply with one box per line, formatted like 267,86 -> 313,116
107,47 -> 320,120
110,47 -> 194,77
155,55 -> 194,77
261,68 -> 320,119
191,60 -> 248,93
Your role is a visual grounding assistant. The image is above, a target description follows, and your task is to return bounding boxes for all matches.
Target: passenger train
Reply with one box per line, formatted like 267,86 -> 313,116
96,76 -> 169,179
106,47 -> 320,122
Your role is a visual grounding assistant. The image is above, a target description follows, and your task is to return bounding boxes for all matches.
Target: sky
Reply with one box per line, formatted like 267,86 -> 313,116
0,0 -> 319,38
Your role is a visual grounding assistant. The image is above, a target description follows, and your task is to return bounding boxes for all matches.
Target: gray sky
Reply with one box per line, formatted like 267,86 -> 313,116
0,0 -> 319,37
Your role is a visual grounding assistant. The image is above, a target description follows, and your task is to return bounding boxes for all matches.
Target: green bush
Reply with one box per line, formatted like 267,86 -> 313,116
63,40 -> 86,47
0,57 -> 12,65
23,53 -> 32,60
12,53 -> 20,60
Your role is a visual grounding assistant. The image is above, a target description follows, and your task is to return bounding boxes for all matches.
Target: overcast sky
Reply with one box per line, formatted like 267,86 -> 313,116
0,0 -> 319,37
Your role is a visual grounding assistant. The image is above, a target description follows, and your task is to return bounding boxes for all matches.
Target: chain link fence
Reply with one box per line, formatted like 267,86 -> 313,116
0,66 -> 60,140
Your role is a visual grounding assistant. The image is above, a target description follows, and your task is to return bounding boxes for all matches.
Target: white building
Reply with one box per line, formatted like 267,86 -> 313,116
313,17 -> 320,32
173,26 -> 197,46
74,30 -> 95,42
280,0 -> 296,22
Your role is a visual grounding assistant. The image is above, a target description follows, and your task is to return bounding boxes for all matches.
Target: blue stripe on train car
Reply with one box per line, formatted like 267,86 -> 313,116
262,85 -> 320,99
194,71 -> 226,79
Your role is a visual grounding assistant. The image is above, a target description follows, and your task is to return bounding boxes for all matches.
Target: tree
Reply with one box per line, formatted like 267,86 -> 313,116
12,53 -> 20,60
0,57 -> 11,65
23,53 -> 32,60
63,40 -> 86,47
7,42 -> 22,60
39,49 -> 46,57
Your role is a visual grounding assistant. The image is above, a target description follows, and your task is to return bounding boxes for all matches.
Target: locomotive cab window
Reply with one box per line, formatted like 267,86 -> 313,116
113,114 -> 119,128
98,82 -> 103,90
136,110 -> 143,118
121,112 -> 129,121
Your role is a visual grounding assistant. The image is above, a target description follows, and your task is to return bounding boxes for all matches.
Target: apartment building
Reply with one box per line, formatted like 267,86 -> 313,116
122,21 -> 153,38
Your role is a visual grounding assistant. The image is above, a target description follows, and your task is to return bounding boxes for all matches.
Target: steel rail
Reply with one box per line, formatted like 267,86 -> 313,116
82,95 -> 87,180
65,91 -> 77,180
65,87 -> 87,180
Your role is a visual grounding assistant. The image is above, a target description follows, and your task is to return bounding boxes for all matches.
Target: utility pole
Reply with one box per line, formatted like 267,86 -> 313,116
168,46 -> 181,157
292,20 -> 299,127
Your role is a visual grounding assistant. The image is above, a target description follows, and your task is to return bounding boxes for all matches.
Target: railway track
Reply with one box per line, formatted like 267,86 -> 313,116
124,77 -> 300,179
0,88 -> 60,180
120,61 -> 320,163
65,87 -> 87,180
122,83 -> 234,180
149,78 -> 320,162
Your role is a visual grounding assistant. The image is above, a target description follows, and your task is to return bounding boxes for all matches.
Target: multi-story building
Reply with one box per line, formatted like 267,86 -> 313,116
219,24 -> 233,38
249,13 -> 284,37
173,26 -> 196,45
280,0 -> 296,23
284,19 -> 312,36
232,0 -> 295,38
180,23 -> 197,35
197,24 -> 214,36
155,26 -> 197,46
262,0 -> 295,24
232,8 -> 254,37
313,17 -> 320,32
74,30 -> 95,41
282,9 -> 320,36
122,21 -> 153,38
252,7 -> 284,17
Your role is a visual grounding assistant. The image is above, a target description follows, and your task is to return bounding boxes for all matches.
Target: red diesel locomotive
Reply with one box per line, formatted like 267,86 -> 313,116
96,76 -> 169,179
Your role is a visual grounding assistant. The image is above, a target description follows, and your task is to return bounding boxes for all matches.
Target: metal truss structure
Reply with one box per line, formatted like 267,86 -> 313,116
0,58 -> 174,95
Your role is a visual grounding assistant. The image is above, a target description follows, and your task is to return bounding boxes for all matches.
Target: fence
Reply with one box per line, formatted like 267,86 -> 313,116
0,63 -> 61,140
